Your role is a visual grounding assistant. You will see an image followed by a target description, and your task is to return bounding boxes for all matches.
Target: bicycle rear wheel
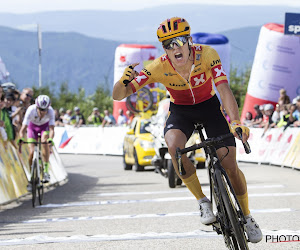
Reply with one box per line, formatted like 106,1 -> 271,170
31,161 -> 38,208
215,168 -> 249,250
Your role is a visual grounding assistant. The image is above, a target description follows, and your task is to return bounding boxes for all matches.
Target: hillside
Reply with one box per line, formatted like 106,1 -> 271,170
0,25 -> 260,94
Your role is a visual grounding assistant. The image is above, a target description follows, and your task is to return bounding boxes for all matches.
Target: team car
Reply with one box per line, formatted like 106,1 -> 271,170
123,116 -> 155,171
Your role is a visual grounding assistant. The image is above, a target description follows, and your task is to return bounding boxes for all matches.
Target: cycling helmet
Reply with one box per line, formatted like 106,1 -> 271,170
157,17 -> 190,42
35,95 -> 51,109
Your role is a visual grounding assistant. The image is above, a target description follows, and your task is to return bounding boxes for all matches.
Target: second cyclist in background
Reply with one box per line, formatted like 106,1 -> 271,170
18,95 -> 55,187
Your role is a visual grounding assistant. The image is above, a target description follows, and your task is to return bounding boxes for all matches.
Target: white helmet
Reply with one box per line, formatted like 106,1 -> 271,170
35,95 -> 51,109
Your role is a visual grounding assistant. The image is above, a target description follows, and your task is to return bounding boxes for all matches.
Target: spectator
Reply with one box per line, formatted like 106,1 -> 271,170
102,110 -> 116,127
289,97 -> 300,127
88,107 -> 103,126
249,104 -> 263,127
278,88 -> 290,105
276,104 -> 293,130
242,112 -> 253,126
4,92 -> 19,135
0,86 -> 8,142
271,103 -> 281,125
71,107 -> 85,127
13,87 -> 34,128
117,109 -> 127,126
261,104 -> 274,135
0,94 -> 16,145
126,110 -> 134,125
63,109 -> 72,125
54,109 -> 64,126
292,95 -> 300,105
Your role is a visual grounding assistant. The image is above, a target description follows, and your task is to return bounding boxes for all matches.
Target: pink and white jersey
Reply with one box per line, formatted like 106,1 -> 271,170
22,104 -> 55,126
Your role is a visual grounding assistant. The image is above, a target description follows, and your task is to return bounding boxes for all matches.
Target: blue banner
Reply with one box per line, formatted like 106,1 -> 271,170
284,12 -> 300,35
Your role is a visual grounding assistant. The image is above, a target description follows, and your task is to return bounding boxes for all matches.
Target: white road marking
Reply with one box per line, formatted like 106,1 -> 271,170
21,208 -> 294,224
0,230 -> 299,246
38,192 -> 300,208
97,184 -> 285,197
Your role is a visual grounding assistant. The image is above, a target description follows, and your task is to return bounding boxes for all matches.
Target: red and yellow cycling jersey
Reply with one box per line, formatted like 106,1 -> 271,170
129,44 -> 228,105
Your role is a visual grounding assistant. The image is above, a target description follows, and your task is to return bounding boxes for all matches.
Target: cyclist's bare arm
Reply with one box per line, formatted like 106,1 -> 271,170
49,125 -> 55,140
217,83 -> 249,142
112,63 -> 139,101
19,124 -> 27,139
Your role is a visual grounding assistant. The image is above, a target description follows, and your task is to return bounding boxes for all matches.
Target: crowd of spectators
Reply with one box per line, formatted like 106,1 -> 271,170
0,83 -> 34,147
242,88 -> 300,135
55,107 -> 134,128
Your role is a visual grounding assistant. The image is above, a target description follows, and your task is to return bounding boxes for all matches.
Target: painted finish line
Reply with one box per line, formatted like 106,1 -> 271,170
0,230 -> 299,246
22,208 -> 294,224
38,192 -> 300,208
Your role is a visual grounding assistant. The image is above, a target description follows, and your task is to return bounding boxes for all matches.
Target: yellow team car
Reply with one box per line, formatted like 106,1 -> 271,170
123,116 -> 155,171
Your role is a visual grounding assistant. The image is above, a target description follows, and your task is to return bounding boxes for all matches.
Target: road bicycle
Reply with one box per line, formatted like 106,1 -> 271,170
176,124 -> 251,250
19,134 -> 50,207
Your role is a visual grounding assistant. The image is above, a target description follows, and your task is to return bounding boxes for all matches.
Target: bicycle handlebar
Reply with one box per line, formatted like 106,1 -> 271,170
18,141 -> 52,154
177,128 -> 251,156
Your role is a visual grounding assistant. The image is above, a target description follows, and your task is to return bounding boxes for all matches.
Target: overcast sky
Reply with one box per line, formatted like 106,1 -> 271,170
1,0 -> 299,13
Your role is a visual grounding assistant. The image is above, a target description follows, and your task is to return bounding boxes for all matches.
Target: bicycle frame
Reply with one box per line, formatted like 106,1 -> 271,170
176,124 -> 250,249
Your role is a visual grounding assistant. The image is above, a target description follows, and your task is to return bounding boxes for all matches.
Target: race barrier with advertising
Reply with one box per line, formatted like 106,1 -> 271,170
0,137 -> 68,205
54,125 -> 300,170
236,127 -> 300,170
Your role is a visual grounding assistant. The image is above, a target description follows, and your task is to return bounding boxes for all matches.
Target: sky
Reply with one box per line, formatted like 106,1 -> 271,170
1,0 -> 299,13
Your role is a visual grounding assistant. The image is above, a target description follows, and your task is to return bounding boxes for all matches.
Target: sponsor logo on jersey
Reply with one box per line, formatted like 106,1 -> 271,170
211,59 -> 221,67
161,55 -> 168,61
169,82 -> 186,87
134,72 -> 149,86
194,45 -> 202,51
212,65 -> 226,78
191,73 -> 206,87
164,72 -> 177,76
196,54 -> 201,61
142,68 -> 151,76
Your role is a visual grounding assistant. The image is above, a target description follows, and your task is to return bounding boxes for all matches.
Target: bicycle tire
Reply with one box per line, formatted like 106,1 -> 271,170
215,168 -> 249,250
126,87 -> 153,113
31,161 -> 38,208
38,165 -> 44,205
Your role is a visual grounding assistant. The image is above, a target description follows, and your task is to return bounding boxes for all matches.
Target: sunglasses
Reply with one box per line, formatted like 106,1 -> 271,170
162,36 -> 189,50
26,93 -> 33,98
38,107 -> 48,112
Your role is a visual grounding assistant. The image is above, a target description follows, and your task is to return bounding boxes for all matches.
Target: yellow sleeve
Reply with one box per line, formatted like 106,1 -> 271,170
129,58 -> 161,93
204,46 -> 228,87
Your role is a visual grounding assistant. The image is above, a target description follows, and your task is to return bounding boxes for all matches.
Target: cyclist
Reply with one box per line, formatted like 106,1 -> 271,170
18,95 -> 55,186
113,17 -> 262,243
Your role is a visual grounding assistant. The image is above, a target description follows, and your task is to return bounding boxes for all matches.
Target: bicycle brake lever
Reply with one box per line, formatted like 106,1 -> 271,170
235,128 -> 251,154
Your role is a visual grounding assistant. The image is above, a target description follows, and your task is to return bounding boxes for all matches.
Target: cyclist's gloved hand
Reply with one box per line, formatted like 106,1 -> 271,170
47,138 -> 54,146
17,138 -> 25,145
230,120 -> 249,143
119,63 -> 139,87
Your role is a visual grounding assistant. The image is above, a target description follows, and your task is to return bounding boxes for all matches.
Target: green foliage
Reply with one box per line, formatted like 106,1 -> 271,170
230,66 -> 251,115
32,82 -> 113,122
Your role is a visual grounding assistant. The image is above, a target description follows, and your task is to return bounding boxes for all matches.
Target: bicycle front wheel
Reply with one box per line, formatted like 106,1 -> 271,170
215,168 -> 249,250
31,161 -> 38,208
38,168 -> 44,205
126,87 -> 153,113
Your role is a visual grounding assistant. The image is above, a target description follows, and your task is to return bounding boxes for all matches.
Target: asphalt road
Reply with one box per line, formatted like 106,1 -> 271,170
0,154 -> 299,250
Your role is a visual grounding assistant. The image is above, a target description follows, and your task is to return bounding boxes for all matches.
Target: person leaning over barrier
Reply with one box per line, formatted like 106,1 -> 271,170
112,17 -> 262,243
88,107 -> 103,126
18,95 -> 55,186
